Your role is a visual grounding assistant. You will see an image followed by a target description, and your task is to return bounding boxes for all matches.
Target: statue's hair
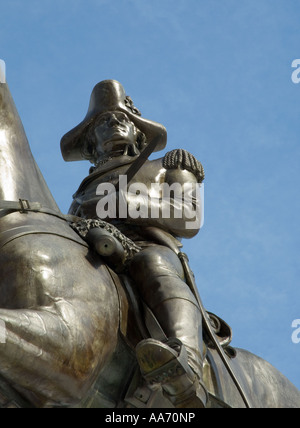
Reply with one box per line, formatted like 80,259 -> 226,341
81,114 -> 147,164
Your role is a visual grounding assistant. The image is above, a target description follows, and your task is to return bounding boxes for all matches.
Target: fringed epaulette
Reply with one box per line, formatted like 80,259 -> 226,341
162,149 -> 205,183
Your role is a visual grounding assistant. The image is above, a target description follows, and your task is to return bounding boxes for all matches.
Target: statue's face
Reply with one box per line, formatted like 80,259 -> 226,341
94,111 -> 138,157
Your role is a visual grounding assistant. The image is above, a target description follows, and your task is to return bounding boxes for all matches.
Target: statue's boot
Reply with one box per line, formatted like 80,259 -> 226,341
136,298 -> 208,408
130,246 -> 208,407
136,337 -> 207,408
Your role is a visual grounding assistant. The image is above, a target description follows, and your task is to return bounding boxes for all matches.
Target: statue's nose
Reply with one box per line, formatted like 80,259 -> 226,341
108,114 -> 120,125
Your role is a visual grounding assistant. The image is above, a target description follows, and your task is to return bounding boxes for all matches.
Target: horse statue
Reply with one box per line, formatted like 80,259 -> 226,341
0,79 -> 299,409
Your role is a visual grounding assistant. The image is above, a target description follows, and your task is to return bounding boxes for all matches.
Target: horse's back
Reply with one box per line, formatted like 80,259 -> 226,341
233,348 -> 300,408
206,347 -> 300,408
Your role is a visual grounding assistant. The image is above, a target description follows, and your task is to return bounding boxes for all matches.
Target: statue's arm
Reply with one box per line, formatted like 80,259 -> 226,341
68,150 -> 204,239
161,150 -> 204,238
124,167 -> 203,238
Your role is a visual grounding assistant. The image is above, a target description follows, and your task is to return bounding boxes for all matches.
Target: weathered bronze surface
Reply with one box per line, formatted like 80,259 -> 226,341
0,78 -> 299,408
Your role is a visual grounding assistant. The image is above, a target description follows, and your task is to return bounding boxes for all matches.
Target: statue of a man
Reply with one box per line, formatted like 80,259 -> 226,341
61,80 -> 207,408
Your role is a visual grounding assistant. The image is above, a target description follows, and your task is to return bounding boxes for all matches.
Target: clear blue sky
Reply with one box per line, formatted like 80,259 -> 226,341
1,0 -> 300,391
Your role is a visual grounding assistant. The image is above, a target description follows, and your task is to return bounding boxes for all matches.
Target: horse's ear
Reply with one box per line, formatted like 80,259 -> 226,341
0,73 -> 59,210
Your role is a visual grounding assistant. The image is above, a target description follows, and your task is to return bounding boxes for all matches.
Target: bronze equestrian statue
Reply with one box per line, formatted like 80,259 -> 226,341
0,76 -> 299,408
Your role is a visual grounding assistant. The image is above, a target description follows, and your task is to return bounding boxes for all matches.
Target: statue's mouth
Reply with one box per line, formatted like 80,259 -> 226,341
104,139 -> 140,158
122,143 -> 140,157
96,143 -> 140,169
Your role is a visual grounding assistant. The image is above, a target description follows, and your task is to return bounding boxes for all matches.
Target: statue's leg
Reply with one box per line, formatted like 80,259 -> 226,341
129,245 -> 207,407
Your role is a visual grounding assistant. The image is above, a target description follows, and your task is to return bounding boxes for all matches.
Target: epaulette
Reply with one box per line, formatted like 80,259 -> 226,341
162,149 -> 205,183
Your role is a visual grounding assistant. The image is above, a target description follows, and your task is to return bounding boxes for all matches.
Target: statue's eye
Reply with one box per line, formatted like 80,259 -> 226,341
98,114 -> 110,124
116,113 -> 127,122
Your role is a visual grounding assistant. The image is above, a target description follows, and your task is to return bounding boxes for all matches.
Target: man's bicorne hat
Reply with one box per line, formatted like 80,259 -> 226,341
61,80 -> 167,161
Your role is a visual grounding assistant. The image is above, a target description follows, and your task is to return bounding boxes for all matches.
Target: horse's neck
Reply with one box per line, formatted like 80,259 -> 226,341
0,83 -> 59,210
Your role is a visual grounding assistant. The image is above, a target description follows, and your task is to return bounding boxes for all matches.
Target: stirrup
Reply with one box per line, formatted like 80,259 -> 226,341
136,338 -> 208,408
